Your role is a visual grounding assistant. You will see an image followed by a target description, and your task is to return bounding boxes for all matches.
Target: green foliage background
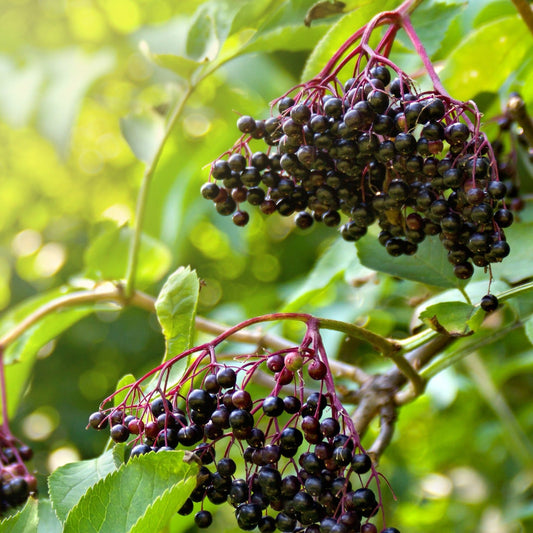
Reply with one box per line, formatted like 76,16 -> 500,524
1,0 -> 533,531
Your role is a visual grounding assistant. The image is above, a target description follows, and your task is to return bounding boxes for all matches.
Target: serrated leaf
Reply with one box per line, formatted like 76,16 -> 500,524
0,497 -> 38,533
83,224 -> 171,288
48,445 -> 124,523
120,111 -> 166,165
301,0 -> 400,81
37,500 -> 62,533
282,238 -> 368,312
439,16 -> 533,100
356,229 -> 463,289
155,266 -> 199,362
62,451 -> 198,533
114,373 -> 136,408
420,301 -> 478,336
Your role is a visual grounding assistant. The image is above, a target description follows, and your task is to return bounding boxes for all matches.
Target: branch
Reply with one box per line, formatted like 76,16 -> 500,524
0,285 -> 131,351
367,403 -> 397,463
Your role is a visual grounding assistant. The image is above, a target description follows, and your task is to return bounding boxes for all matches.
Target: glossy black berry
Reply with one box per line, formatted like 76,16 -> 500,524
494,208 -> 513,228
229,409 -> 254,430
262,396 -> 285,417
283,395 -> 301,414
110,424 -> 129,443
480,294 -> 498,312
194,510 -> 213,528
130,444 -> 152,458
88,411 -> 108,430
351,453 -> 372,473
216,367 -> 237,389
201,182 -> 220,200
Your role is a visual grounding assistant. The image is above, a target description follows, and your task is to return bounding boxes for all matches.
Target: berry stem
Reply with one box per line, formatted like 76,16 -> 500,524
399,14 -> 449,97
124,83 -> 196,299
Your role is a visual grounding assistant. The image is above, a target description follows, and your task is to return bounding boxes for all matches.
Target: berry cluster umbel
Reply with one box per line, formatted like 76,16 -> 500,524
88,317 -> 400,533
0,428 -> 36,513
202,65 -> 513,281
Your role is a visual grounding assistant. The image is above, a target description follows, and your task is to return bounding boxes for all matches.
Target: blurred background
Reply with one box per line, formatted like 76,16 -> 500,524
1,0 -> 532,532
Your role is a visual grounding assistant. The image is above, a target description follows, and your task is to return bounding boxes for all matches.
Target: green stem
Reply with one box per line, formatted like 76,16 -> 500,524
397,327 -> 438,352
459,285 -> 472,304
495,279 -> 533,302
420,322 -> 522,380
124,84 -> 196,298
464,353 -> 533,467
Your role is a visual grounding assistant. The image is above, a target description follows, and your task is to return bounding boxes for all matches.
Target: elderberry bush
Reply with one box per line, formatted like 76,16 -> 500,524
88,320 -> 400,533
202,65 -> 513,282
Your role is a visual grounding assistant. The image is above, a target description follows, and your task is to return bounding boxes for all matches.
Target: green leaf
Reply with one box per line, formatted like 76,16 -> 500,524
0,497 -> 38,533
37,500 -> 62,533
114,373 -> 136,408
48,445 -> 126,523
186,9 -> 218,61
62,451 -> 198,533
282,238 -> 370,312
228,0 -> 285,35
238,23 -> 330,56
301,0 -> 400,81
356,228 -> 463,289
412,280 -> 509,330
419,301 -> 479,336
439,16 -> 533,100
155,266 -> 200,362
84,224 -> 172,288
120,111 -> 166,165
140,41 -> 201,80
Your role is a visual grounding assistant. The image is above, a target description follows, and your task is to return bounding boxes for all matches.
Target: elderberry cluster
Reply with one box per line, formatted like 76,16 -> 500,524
88,327 -> 400,533
0,432 -> 36,514
201,65 -> 513,281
